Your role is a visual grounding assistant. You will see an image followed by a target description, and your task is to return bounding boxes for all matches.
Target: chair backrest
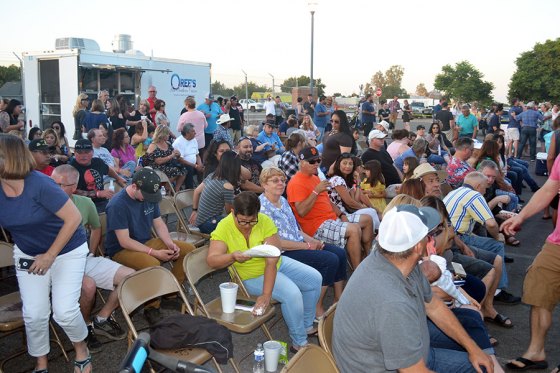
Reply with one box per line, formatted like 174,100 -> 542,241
174,189 -> 195,211
159,196 -> 179,217
154,169 -> 176,196
183,245 -> 216,286
318,303 -> 337,359
118,266 -> 193,336
281,344 -> 339,373
96,212 -> 107,256
0,241 -> 14,269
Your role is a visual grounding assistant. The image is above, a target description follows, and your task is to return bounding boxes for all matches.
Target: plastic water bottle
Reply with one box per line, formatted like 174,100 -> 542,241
253,343 -> 265,373
160,187 -> 166,197
108,180 -> 115,192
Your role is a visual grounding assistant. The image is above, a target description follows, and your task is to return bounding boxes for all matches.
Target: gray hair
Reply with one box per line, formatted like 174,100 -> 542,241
478,159 -> 498,171
98,89 -> 109,98
463,171 -> 487,186
181,123 -> 195,136
52,164 -> 79,183
412,138 -> 428,154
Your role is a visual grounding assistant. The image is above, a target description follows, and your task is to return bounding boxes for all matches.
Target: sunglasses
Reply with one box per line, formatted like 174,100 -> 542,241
330,119 -> 340,124
306,158 -> 321,165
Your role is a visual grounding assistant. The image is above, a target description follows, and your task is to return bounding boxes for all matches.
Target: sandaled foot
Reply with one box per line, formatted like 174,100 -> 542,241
484,313 -> 513,328
506,236 -> 521,246
74,355 -> 92,373
551,363 -> 560,373
505,357 -> 548,370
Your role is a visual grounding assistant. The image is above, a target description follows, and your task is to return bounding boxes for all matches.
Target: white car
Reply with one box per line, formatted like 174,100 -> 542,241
239,99 -> 264,112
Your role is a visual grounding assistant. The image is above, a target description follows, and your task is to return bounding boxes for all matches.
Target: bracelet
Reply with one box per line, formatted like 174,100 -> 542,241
306,242 -> 311,250
192,208 -> 198,211
312,190 -> 319,196
147,248 -> 153,256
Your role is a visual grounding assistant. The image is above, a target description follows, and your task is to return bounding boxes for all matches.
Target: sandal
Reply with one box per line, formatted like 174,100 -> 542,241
505,357 -> 548,370
551,363 -> 560,373
506,236 -> 520,247
32,370 -> 48,373
74,355 -> 92,373
484,313 -> 513,328
488,335 -> 499,347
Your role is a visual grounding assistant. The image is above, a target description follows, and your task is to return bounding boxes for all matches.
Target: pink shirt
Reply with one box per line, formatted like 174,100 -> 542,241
177,110 -> 208,149
386,140 -> 409,160
111,145 -> 136,167
547,155 -> 560,244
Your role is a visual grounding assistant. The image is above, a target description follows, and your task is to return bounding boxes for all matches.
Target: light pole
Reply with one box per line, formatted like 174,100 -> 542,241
268,72 -> 275,93
309,2 -> 318,98
242,69 -> 249,130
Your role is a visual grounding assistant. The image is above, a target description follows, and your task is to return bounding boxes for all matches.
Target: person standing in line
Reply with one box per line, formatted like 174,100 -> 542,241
146,86 -> 158,123
361,94 -> 377,139
198,94 -> 223,152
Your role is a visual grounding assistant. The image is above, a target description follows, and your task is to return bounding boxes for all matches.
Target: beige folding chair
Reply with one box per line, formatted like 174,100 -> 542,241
153,169 -> 176,196
94,212 -> 107,257
318,303 -> 337,361
156,197 -> 207,248
117,266 -> 225,373
173,189 -> 210,239
281,344 -> 339,373
0,242 -> 69,371
0,226 -> 9,243
183,246 -> 277,371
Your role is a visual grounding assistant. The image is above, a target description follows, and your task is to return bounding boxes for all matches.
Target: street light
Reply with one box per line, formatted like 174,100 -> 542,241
242,69 -> 249,129
308,1 -> 318,98
268,72 -> 275,93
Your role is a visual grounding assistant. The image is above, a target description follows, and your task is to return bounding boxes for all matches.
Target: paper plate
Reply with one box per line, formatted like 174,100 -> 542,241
244,244 -> 281,258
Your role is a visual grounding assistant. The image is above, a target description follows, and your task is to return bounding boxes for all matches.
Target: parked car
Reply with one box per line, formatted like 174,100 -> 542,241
500,107 -> 511,124
239,99 -> 264,112
411,102 -> 426,114
422,106 -> 433,115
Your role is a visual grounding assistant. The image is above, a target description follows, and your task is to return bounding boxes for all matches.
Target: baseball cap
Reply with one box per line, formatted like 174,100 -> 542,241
378,121 -> 390,132
378,204 -> 440,252
368,130 -> 387,141
132,168 -> 162,203
29,139 -> 49,151
299,146 -> 321,162
411,163 -> 448,182
207,94 -> 214,100
74,139 -> 93,151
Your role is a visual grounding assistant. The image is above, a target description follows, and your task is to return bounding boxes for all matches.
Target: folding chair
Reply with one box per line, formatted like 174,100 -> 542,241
156,197 -> 207,248
117,266 -> 225,373
183,246 -> 277,371
318,303 -> 337,360
0,242 -> 69,371
281,344 -> 339,373
153,169 -> 176,196
173,189 -> 210,238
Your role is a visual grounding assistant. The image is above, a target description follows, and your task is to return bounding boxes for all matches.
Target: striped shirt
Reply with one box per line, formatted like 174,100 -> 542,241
443,185 -> 493,235
195,174 -> 234,226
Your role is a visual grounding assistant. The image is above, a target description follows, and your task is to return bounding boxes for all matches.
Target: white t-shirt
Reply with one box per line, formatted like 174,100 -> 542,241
172,136 -> 199,165
264,100 -> 276,116
93,146 -> 115,167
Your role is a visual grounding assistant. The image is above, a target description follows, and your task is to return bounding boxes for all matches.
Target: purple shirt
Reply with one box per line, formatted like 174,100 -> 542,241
111,145 -> 136,167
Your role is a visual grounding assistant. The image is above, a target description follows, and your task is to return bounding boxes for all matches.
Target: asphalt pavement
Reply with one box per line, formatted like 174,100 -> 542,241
0,117 -> 558,372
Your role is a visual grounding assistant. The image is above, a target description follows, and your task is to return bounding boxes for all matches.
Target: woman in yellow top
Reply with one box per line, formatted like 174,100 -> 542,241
207,192 -> 322,352
360,160 -> 387,214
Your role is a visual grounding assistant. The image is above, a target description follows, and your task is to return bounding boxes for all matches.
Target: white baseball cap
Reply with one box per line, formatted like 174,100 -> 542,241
378,205 -> 440,252
368,130 -> 387,141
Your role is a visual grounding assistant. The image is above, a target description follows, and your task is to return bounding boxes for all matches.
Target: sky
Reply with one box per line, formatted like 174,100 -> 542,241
2,0 -> 559,102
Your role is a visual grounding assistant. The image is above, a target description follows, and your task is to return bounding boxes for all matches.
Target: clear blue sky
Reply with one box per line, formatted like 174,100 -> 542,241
2,0 -> 559,102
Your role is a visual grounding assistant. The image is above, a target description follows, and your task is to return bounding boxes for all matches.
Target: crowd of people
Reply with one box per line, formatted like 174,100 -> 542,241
1,89 -> 560,373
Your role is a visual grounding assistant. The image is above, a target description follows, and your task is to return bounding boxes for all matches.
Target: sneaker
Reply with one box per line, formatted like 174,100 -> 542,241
143,308 -> 163,326
86,324 -> 103,353
494,290 -> 521,305
93,317 -> 126,340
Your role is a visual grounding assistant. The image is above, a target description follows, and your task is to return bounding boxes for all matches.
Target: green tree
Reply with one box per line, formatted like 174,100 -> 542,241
211,81 -> 233,97
371,71 -> 385,89
508,38 -> 560,103
0,64 -> 21,87
385,65 -> 405,87
367,65 -> 406,100
280,75 -> 326,96
415,83 -> 428,97
231,81 -> 268,99
434,61 -> 494,104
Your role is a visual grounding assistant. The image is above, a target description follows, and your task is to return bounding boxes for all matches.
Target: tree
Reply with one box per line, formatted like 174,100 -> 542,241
415,83 -> 428,97
333,92 -> 342,97
434,61 -> 494,105
367,65 -> 407,100
280,75 -> 326,96
385,65 -> 404,88
0,65 -> 21,88
508,38 -> 560,103
371,71 -> 385,89
211,81 -> 233,98
231,81 -> 268,99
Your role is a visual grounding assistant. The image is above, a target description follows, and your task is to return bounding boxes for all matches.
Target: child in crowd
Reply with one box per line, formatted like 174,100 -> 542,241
402,156 -> 420,182
353,129 -> 363,156
360,160 -> 386,214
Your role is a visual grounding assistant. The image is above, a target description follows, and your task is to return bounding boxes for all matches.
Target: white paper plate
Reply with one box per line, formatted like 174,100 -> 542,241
244,244 -> 281,258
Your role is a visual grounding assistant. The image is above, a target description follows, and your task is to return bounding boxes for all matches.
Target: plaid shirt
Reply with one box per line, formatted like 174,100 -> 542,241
278,150 -> 299,181
213,125 -> 233,148
517,109 -> 544,128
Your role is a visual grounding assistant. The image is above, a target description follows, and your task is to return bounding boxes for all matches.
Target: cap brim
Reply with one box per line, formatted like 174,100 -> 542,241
416,170 -> 448,182
304,156 -> 320,162
142,190 -> 162,203
418,206 -> 441,232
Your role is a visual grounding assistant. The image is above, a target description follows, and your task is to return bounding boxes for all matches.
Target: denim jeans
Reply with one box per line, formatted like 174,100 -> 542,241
460,234 -> 507,289
495,189 -> 519,211
427,347 -> 482,373
282,243 -> 347,286
505,170 -> 523,195
508,158 -> 539,191
198,215 -> 225,234
243,256 -> 322,346
316,126 -> 325,143
427,154 -> 447,165
518,126 -> 537,160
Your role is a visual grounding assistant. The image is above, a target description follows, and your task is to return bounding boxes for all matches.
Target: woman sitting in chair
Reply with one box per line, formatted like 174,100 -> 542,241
207,191 -> 322,353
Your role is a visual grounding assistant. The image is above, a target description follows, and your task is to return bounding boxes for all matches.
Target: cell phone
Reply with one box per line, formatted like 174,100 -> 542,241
16,258 -> 35,271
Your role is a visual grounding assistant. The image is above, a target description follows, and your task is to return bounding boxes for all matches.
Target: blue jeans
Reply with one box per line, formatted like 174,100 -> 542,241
427,154 -> 447,165
243,256 -> 322,346
316,126 -> 325,143
495,189 -> 518,211
198,215 -> 224,234
518,126 -> 537,160
508,158 -> 539,191
460,234 -> 507,289
282,243 -> 347,286
427,347 -> 482,373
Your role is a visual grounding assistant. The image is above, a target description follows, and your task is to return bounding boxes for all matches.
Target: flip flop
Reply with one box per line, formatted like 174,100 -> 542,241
551,364 -> 560,373
505,357 -> 548,370
484,313 -> 513,328
506,236 -> 521,246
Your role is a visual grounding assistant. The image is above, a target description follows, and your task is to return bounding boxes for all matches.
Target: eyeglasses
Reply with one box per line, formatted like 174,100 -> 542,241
56,182 -> 77,187
52,126 -> 60,130
330,119 -> 340,124
235,215 -> 259,226
149,91 -> 156,93
429,221 -> 452,237
306,158 -> 321,165
268,177 -> 286,184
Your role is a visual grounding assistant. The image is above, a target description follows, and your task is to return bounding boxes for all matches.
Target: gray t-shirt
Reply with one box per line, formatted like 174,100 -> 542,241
94,146 -> 115,167
195,173 -> 234,226
333,249 -> 432,373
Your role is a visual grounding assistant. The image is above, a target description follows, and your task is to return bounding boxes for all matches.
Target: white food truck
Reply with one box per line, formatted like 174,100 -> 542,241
21,36 -> 211,145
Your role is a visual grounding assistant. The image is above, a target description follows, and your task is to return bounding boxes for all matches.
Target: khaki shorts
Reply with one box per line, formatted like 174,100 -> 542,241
507,128 -> 520,141
522,241 -> 560,311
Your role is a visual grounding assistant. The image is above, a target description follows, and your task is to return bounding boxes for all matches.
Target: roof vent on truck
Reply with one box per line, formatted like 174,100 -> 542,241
55,38 -> 100,51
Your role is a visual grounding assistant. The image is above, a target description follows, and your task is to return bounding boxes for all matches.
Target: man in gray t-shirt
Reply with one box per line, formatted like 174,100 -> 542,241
333,205 -> 495,373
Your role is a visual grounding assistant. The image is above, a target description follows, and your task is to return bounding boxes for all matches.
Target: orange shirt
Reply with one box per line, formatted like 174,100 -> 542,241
287,171 -> 337,236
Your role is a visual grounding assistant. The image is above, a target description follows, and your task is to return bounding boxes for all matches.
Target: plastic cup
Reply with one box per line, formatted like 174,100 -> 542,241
263,340 -> 282,372
219,282 -> 238,313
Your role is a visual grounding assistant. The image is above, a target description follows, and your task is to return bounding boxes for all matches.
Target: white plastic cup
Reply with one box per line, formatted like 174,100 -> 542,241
263,340 -> 282,372
219,282 -> 238,313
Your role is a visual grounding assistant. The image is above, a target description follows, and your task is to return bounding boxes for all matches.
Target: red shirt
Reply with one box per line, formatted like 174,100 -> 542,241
37,165 -> 54,176
147,97 -> 157,123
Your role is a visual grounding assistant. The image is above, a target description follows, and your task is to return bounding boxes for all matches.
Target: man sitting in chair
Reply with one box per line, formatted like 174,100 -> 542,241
104,168 -> 195,325
51,165 -> 133,353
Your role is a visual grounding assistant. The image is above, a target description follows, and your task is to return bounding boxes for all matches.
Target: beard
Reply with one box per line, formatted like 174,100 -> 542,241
239,152 -> 252,161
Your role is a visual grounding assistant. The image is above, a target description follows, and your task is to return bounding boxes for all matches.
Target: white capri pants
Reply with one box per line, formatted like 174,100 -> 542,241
14,243 -> 88,357
352,207 -> 380,230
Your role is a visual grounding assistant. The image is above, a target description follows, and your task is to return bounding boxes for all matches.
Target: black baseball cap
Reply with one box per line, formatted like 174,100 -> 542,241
29,139 -> 49,151
74,139 -> 93,151
299,146 -> 321,162
132,168 -> 162,203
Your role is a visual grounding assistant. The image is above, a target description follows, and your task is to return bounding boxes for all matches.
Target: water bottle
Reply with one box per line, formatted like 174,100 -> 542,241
253,343 -> 265,373
160,186 -> 166,197
108,179 -> 115,192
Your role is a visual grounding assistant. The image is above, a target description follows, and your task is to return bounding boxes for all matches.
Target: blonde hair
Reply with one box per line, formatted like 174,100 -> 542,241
259,167 -> 286,186
301,115 -> 315,130
0,134 -> 35,179
246,124 -> 259,136
382,194 -> 421,218
42,128 -> 59,146
153,125 -> 171,143
72,93 -> 89,116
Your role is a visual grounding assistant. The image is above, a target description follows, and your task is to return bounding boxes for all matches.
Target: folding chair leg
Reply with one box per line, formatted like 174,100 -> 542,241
50,322 -> 69,362
260,323 -> 273,341
226,357 -> 240,373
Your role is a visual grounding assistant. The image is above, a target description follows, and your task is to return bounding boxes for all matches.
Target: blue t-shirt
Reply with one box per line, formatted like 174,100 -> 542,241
104,189 -> 161,257
197,102 -> 223,134
361,101 -> 376,123
314,103 -> 328,128
83,112 -> 109,132
508,106 -> 523,129
0,171 -> 86,256
457,114 -> 478,135
394,148 -> 417,172
257,131 -> 285,154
